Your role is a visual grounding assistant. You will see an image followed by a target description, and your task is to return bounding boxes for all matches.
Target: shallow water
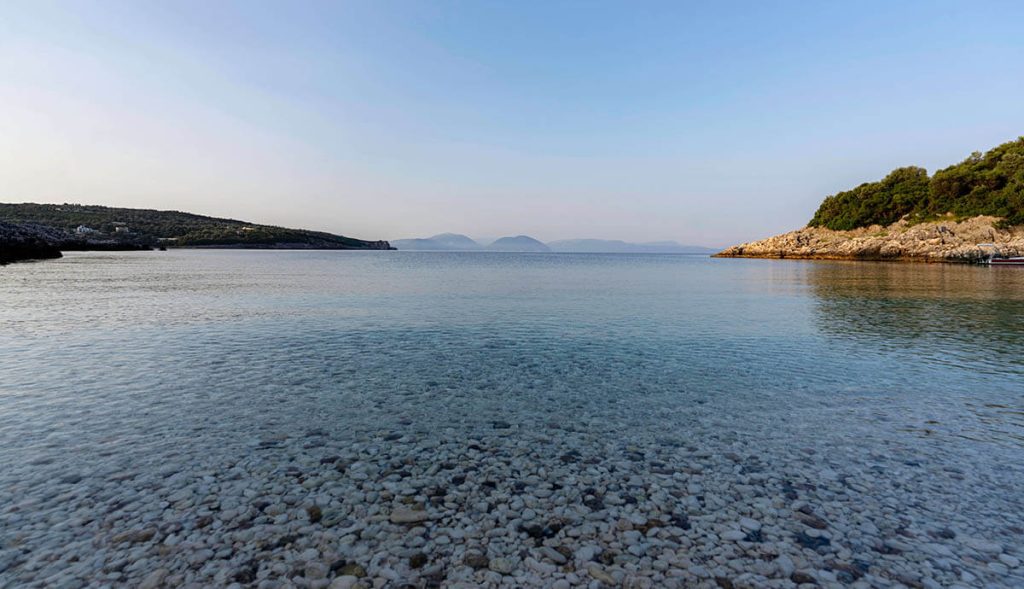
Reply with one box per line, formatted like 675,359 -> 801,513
1,250 -> 1023,587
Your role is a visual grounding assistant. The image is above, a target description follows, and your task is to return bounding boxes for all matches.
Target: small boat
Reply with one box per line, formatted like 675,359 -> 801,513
977,243 -> 1024,265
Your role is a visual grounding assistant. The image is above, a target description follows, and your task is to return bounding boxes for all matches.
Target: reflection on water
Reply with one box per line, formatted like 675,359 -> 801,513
805,260 -> 1024,447
2,251 -> 1023,417
807,261 -> 1024,377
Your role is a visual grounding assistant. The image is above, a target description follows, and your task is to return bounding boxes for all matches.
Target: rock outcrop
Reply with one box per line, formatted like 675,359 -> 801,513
0,222 -> 64,264
715,216 -> 1024,263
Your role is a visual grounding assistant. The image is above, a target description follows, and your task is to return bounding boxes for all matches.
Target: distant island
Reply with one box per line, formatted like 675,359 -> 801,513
548,239 -> 716,254
392,233 -> 552,252
486,235 -> 551,252
391,233 -> 483,251
717,137 -> 1024,262
0,203 -> 393,264
392,233 -> 714,253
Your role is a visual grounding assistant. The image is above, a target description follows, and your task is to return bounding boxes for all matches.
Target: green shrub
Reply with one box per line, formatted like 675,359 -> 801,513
808,137 -> 1024,229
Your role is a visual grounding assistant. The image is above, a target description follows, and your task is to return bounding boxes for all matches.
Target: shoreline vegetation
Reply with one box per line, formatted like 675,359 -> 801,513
718,136 -> 1024,263
0,203 -> 393,264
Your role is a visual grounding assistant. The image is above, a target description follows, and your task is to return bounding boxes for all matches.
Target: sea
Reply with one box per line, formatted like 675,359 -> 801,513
1,250 -> 1022,587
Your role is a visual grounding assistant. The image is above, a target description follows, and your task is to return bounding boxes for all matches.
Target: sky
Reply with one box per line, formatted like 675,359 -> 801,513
2,1 -> 1023,246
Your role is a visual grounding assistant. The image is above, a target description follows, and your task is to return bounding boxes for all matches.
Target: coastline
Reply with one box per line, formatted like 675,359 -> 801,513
714,216 -> 1024,263
0,203 -> 396,254
0,218 -> 395,265
0,222 -> 64,265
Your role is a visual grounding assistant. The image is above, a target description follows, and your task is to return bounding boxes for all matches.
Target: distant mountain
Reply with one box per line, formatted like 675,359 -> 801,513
391,233 -> 481,251
0,203 -> 393,250
392,233 -> 715,253
486,235 -> 551,252
547,239 -> 716,254
430,233 -> 480,249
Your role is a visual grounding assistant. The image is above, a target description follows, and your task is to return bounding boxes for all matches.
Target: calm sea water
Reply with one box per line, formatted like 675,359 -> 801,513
2,250 -> 1024,448
1,250 -> 1023,585
3,249 -> 1023,463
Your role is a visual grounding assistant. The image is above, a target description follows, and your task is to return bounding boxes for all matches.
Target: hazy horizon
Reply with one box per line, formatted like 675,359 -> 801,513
3,1 -> 1023,245
391,232 -> 718,247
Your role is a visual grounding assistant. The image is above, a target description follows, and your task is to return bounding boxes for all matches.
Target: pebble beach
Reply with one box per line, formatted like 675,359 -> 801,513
2,382 -> 1022,589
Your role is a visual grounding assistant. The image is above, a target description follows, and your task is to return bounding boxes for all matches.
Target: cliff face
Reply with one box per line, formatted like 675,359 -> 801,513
715,216 -> 1024,263
0,222 -> 64,264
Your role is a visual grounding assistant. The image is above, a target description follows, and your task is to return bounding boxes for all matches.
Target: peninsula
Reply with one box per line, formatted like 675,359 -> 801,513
717,137 -> 1024,262
0,203 -> 392,263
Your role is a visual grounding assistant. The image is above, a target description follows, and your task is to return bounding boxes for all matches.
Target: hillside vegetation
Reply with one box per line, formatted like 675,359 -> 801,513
809,137 -> 1024,230
0,203 -> 391,249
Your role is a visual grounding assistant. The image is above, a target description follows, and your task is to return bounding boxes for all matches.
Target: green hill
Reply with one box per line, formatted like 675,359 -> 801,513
0,203 -> 392,250
809,137 -> 1024,230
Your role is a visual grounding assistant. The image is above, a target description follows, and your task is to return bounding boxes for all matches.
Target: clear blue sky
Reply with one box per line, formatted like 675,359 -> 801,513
2,1 -> 1023,245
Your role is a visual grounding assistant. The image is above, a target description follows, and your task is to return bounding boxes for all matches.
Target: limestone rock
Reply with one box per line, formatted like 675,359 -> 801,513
715,216 -> 1024,263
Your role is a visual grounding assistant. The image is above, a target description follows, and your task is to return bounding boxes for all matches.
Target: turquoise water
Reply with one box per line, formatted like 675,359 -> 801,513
2,249 -> 1023,483
1,250 -> 1023,586
5,250 -> 1022,402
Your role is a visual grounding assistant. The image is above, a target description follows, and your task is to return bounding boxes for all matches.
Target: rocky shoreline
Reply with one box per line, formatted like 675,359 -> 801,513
0,222 -> 64,264
2,405 -> 1021,589
715,216 -> 1024,263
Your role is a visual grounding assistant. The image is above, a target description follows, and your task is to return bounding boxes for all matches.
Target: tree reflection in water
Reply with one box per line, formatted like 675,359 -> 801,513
806,261 -> 1024,377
